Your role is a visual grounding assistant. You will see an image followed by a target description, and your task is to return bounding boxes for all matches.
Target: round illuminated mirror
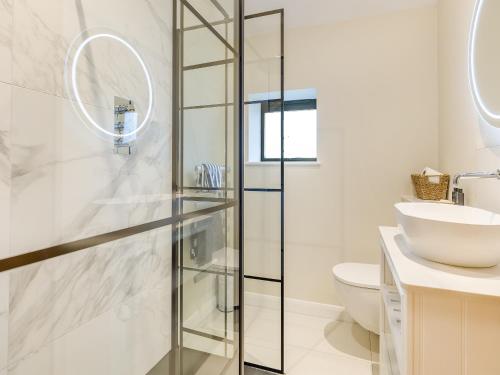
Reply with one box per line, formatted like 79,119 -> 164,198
65,30 -> 154,139
470,0 -> 500,127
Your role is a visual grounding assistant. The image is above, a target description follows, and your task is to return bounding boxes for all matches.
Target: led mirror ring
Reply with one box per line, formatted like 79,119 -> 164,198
71,33 -> 154,137
469,0 -> 500,123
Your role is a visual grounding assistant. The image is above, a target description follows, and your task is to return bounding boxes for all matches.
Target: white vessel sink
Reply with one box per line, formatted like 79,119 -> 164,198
395,202 -> 500,267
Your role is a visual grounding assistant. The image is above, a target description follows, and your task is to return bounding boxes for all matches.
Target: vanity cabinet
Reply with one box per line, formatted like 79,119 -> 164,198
379,227 -> 500,375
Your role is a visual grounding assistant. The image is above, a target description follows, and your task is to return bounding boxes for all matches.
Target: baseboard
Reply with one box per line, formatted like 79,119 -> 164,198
184,291 -> 354,330
244,292 -> 353,323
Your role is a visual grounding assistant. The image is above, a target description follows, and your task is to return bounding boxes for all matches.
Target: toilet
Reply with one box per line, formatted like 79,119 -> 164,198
332,263 -> 380,335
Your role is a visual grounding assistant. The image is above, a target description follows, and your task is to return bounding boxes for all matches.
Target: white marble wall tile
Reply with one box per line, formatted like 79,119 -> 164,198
10,86 -> 171,255
4,1 -> 174,374
8,226 -> 171,367
0,83 -> 11,260
0,273 -> 9,371
0,0 -> 13,84
7,282 -> 171,375
9,0 -> 173,255
12,0 -> 172,103
10,3 -> 173,254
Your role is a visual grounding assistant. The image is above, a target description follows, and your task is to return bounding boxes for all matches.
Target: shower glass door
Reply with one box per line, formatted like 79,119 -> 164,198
173,0 -> 243,374
0,0 -> 242,374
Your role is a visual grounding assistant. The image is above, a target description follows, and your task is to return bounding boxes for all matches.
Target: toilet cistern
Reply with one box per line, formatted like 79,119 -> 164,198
452,169 -> 500,205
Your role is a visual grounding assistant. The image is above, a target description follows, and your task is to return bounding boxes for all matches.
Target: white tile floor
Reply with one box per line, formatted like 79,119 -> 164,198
245,305 -> 379,375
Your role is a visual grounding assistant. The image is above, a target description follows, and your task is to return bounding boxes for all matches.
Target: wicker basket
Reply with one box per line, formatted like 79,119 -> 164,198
411,174 -> 450,200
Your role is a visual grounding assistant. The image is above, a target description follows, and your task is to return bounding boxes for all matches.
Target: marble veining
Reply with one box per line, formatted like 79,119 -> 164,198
12,0 -> 172,104
0,83 -> 11,262
0,0 -> 13,84
0,274 -> 9,371
1,0 -> 174,373
8,226 -> 171,367
0,81 -> 11,188
8,0 -> 174,256
0,132 -> 9,188
12,0 -> 68,96
9,86 -> 171,255
8,282 -> 171,375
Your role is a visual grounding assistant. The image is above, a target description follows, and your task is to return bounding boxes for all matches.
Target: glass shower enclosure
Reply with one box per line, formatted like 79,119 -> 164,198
0,0 -> 243,375
243,9 -> 285,374
172,0 -> 243,374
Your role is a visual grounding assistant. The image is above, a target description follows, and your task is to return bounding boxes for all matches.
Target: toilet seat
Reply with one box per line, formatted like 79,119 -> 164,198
333,263 -> 380,290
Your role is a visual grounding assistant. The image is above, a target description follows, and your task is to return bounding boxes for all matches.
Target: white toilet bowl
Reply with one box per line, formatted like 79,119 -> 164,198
332,263 -> 380,335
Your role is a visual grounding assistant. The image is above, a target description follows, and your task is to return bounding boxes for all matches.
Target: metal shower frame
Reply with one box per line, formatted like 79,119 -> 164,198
243,8 -> 285,375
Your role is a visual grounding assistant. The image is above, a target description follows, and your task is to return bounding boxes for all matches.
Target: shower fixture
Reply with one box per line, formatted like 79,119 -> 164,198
114,97 -> 137,155
65,31 -> 154,139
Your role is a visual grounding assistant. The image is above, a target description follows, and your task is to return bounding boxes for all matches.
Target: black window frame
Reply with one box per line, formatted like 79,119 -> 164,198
260,99 -> 318,162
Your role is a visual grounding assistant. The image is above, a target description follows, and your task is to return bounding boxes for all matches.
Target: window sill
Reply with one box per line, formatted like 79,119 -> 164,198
245,161 -> 321,167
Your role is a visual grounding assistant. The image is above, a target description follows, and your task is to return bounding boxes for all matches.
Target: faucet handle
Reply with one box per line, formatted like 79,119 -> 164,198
452,187 -> 464,206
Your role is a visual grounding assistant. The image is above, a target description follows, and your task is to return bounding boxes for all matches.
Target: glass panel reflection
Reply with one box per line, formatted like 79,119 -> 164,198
244,279 -> 281,370
175,0 -> 240,373
179,207 -> 239,375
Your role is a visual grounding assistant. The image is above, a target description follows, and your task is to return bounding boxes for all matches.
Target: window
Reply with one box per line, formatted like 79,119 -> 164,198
261,99 -> 317,162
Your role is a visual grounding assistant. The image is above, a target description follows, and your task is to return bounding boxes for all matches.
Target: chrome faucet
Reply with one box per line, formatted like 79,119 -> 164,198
452,170 -> 500,205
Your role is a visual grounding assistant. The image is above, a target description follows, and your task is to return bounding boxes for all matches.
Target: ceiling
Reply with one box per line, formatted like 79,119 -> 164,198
245,0 -> 437,30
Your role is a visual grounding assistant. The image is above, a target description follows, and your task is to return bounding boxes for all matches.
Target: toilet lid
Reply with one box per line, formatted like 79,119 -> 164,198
333,263 -> 380,290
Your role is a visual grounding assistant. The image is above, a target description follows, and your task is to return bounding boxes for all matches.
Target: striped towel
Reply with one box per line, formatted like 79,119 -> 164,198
196,163 -> 224,189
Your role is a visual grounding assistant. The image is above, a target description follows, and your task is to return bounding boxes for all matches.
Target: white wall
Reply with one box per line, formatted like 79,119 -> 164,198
438,0 -> 500,213
245,6 -> 439,305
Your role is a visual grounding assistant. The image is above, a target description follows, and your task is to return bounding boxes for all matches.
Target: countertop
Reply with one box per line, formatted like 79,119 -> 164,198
380,226 -> 500,298
400,195 -> 453,204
